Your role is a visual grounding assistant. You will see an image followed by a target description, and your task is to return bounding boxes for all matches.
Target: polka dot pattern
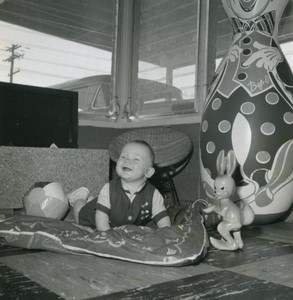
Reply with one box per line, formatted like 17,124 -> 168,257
242,37 -> 251,45
243,48 -> 252,56
202,120 -> 208,132
241,102 -> 255,115
284,112 -> 293,124
238,73 -> 247,81
212,98 -> 222,110
218,120 -> 231,133
256,151 -> 271,164
266,92 -> 279,105
206,142 -> 216,154
261,122 -> 275,135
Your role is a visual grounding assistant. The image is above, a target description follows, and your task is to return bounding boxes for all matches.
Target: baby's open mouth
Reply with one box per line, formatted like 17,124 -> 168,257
122,166 -> 132,171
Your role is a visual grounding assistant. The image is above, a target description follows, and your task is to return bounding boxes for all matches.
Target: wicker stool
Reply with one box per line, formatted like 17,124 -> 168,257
108,127 -> 193,207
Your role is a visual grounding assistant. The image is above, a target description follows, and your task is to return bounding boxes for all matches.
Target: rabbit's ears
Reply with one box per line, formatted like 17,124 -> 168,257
216,150 -> 236,176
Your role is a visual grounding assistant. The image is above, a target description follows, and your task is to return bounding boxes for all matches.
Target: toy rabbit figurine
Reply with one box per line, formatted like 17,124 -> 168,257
203,150 -> 254,250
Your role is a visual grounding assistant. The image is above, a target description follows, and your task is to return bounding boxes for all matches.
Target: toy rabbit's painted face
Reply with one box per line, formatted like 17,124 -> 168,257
214,175 -> 235,200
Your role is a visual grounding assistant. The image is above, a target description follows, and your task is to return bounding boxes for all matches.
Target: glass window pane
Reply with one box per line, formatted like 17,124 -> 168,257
132,0 -> 200,118
0,0 -> 116,118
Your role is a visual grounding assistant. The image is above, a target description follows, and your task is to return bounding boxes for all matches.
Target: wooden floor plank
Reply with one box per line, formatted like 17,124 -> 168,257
96,270 -> 293,300
0,263 -> 63,300
0,252 -> 218,299
229,253 -> 293,288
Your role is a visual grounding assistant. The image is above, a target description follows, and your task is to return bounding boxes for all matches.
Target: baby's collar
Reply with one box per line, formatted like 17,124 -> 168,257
121,180 -> 147,195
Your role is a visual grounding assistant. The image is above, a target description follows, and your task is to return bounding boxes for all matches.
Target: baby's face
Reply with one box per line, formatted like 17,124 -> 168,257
116,143 -> 154,183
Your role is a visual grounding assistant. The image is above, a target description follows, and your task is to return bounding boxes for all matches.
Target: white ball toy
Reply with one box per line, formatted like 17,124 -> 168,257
23,182 -> 69,219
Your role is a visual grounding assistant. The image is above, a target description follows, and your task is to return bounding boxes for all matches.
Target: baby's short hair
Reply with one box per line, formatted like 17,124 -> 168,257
130,140 -> 155,165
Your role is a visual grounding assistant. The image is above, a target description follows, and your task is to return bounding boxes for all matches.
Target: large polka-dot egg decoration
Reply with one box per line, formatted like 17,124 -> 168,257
199,0 -> 293,224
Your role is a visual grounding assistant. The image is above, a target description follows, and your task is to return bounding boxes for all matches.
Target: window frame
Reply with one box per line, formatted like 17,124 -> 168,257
109,0 -> 209,128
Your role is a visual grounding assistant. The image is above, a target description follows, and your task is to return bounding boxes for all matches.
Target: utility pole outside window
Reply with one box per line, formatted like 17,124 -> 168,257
3,44 -> 24,83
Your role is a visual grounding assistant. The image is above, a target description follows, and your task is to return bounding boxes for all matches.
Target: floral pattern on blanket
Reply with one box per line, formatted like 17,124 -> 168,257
0,206 -> 208,266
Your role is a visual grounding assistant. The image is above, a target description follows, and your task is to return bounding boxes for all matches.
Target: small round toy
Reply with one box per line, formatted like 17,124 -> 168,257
23,182 -> 69,219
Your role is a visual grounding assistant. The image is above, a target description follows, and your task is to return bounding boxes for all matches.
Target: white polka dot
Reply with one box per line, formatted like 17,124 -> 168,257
261,122 -> 275,135
218,120 -> 231,133
202,120 -> 208,132
206,142 -> 216,154
240,102 -> 255,115
212,98 -> 222,110
284,112 -> 293,124
128,216 -> 132,221
266,92 -> 279,105
256,151 -> 271,164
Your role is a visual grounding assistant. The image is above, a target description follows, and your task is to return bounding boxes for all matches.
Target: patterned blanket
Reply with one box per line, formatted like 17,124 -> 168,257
0,206 -> 209,266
